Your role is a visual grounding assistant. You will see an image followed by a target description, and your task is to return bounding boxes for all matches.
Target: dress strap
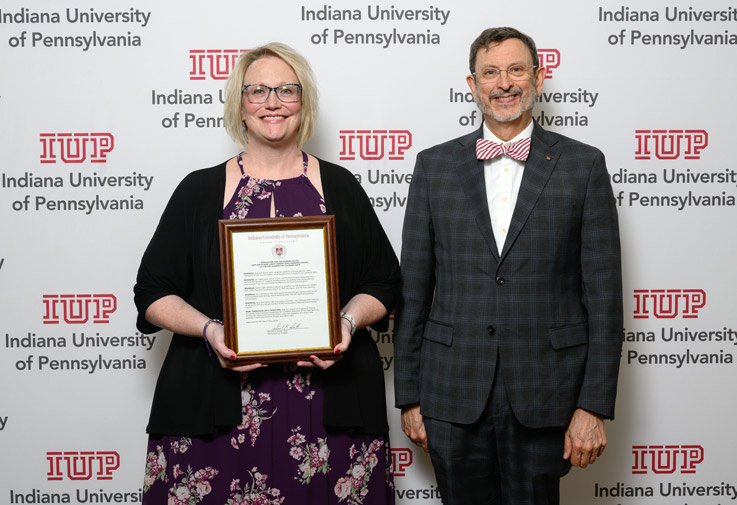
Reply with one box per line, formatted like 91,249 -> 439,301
236,152 -> 245,176
301,151 -> 308,173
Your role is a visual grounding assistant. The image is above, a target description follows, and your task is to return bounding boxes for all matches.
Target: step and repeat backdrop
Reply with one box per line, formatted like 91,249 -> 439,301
1,0 -> 736,503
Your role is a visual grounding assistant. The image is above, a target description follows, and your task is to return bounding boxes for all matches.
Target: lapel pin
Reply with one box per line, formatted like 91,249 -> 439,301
545,154 -> 552,161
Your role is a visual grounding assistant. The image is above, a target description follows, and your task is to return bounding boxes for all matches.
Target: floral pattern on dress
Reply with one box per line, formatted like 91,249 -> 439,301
384,443 -> 394,489
229,177 -> 276,220
143,445 -> 168,492
285,364 -> 315,400
287,425 -> 330,484
226,468 -> 285,505
334,439 -> 385,505
167,465 -> 218,505
171,437 -> 192,454
233,375 -> 277,449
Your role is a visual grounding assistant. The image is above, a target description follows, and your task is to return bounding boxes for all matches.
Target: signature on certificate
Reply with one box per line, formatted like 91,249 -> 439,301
266,322 -> 305,335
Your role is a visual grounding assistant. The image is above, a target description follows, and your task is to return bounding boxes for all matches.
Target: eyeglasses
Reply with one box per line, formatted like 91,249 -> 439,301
242,83 -> 302,103
473,65 -> 539,83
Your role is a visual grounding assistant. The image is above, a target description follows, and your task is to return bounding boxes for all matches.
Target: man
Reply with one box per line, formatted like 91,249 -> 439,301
394,27 -> 623,505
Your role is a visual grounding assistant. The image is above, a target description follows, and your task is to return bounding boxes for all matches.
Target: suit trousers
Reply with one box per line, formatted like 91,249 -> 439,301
424,358 -> 572,505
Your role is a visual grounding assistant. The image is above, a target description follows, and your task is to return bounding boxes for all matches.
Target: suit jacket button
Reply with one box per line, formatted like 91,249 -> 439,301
487,326 -> 496,336
496,276 -> 505,285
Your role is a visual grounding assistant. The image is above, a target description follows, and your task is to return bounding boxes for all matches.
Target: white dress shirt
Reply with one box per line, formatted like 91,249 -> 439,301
482,120 -> 534,255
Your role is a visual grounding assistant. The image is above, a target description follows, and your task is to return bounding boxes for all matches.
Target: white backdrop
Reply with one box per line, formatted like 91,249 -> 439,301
2,0 -> 736,503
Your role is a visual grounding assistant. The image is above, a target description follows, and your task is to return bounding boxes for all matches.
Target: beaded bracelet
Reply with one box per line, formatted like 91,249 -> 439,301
202,318 -> 223,356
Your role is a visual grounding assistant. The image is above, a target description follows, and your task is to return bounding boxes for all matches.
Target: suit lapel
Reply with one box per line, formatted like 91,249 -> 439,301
454,128 -> 499,261
500,122 -> 560,260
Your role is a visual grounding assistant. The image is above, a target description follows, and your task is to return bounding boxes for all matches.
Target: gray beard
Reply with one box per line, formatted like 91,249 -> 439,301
475,85 -> 535,123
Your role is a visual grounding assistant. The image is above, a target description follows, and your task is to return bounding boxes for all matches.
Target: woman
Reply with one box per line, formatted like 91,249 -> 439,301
135,42 -> 399,504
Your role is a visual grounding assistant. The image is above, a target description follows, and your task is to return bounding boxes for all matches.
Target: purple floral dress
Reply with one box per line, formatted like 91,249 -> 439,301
142,153 -> 395,505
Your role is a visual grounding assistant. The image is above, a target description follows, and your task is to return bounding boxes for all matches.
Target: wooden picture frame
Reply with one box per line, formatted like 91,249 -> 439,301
219,215 -> 341,363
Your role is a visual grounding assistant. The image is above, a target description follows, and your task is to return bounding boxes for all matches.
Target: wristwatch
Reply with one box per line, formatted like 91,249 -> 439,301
340,311 -> 356,336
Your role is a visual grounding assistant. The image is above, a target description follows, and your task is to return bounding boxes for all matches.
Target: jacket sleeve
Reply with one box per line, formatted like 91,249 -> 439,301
393,151 -> 437,408
576,150 -> 623,419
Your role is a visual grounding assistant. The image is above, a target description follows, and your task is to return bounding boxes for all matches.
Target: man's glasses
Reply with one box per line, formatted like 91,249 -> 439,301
473,65 -> 538,84
242,83 -> 302,103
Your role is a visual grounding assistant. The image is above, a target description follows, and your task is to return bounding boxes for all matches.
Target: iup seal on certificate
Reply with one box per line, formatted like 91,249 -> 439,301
219,215 -> 341,363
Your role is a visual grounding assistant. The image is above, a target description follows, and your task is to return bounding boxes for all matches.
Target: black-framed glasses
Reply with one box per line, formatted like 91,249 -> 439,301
242,83 -> 302,103
473,65 -> 539,83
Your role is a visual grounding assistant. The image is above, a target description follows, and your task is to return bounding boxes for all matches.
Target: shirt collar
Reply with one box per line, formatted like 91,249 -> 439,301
482,120 -> 534,144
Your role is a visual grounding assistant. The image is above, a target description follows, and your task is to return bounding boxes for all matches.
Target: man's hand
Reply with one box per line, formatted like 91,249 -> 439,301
401,404 -> 428,453
563,408 -> 607,468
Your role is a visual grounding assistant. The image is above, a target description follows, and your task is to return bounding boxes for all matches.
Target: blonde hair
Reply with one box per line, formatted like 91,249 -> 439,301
223,42 -> 318,148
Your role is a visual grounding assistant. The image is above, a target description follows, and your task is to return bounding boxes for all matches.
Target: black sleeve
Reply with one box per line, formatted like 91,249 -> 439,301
321,160 -> 400,319
133,173 -> 198,334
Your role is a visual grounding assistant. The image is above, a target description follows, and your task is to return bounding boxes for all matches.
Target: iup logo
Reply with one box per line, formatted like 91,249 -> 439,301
39,133 -> 114,164
631,445 -> 703,474
189,49 -> 249,80
339,130 -> 412,161
632,289 -> 705,319
635,129 -> 708,160
42,294 -> 117,324
537,49 -> 559,79
391,448 -> 413,477
47,451 -> 120,481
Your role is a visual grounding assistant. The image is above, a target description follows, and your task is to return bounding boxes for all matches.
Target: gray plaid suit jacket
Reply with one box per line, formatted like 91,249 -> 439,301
394,121 -> 623,428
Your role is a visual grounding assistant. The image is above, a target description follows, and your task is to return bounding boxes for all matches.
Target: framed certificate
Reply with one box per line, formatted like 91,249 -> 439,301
219,215 -> 341,363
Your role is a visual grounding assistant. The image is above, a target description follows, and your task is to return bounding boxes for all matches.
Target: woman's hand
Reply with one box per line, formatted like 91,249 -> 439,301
207,322 -> 265,373
296,317 -> 352,370
144,295 -> 265,372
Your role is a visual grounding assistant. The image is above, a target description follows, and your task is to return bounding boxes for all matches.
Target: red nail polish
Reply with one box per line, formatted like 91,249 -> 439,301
334,349 -> 340,354
230,354 -> 236,360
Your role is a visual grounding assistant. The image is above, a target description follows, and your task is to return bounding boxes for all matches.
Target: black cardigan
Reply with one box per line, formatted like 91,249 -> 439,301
134,158 -> 400,436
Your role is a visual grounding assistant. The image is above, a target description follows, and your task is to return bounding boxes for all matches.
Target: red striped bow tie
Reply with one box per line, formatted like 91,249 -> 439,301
476,137 -> 531,161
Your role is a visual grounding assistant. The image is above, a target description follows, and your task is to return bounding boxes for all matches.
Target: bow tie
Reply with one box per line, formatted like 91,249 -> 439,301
476,137 -> 531,161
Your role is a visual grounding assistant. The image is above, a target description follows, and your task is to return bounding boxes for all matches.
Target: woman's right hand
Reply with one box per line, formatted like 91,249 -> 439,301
144,296 -> 266,372
207,322 -> 265,373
